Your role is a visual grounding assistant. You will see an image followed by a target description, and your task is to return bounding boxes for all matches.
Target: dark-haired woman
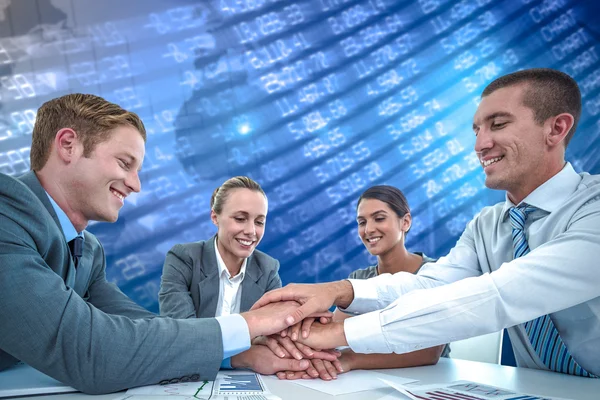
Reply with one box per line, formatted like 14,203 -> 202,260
278,185 -> 449,380
333,185 -> 450,374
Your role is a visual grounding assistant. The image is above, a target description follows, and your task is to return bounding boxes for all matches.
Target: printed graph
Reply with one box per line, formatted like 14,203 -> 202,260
218,373 -> 263,392
407,389 -> 487,400
405,387 -> 556,400
448,383 -> 515,397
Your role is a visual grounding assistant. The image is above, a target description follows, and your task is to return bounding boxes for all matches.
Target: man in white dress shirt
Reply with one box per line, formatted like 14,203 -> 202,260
252,68 -> 600,377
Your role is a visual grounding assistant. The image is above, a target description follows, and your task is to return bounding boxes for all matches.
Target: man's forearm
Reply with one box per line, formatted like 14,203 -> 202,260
340,345 -> 443,371
333,280 -> 354,309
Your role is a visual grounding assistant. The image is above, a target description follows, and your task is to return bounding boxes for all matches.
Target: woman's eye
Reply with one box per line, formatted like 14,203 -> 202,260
256,221 -> 265,226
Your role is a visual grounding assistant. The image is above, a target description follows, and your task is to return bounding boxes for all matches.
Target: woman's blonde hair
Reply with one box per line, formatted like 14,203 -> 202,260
211,176 -> 266,214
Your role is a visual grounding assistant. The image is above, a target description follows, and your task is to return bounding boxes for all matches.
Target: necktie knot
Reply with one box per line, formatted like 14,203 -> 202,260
509,204 -> 536,231
68,236 -> 84,267
510,204 -> 536,261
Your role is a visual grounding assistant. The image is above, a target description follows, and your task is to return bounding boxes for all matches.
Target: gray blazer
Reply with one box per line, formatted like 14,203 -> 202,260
0,172 -> 223,394
159,238 -> 281,318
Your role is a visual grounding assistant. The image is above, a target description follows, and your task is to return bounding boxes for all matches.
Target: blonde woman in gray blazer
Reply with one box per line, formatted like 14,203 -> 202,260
159,176 -> 281,319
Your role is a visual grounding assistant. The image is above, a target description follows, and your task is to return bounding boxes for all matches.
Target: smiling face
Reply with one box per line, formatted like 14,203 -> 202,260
66,125 -> 145,225
356,198 -> 409,257
212,188 -> 268,267
473,84 -> 551,203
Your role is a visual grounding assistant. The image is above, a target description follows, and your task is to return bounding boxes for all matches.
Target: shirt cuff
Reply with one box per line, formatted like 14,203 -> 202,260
216,314 -> 251,359
339,279 -> 380,314
220,357 -> 232,369
344,310 -> 391,354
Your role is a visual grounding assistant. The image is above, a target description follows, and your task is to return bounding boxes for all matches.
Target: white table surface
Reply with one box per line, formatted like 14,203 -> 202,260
9,358 -> 600,400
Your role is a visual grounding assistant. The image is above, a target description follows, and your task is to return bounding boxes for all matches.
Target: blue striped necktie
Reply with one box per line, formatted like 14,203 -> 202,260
510,205 -> 595,377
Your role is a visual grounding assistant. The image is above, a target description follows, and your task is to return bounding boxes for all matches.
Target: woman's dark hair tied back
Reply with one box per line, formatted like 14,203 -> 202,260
357,185 -> 410,218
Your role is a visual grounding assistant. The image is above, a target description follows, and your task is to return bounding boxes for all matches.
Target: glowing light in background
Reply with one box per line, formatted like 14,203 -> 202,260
238,122 -> 251,135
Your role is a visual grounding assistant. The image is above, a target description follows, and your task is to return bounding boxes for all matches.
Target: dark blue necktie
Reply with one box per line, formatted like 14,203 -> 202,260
510,205 -> 595,377
68,236 -> 83,268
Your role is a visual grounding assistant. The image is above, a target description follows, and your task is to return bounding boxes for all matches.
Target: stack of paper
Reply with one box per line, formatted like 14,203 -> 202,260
379,378 -> 569,400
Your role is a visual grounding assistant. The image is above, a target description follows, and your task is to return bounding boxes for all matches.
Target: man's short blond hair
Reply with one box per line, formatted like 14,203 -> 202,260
30,93 -> 146,171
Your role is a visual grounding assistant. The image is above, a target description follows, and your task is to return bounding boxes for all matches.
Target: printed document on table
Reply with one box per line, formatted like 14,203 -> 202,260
123,370 -> 280,400
378,379 -> 572,400
288,370 -> 418,396
123,379 -> 208,399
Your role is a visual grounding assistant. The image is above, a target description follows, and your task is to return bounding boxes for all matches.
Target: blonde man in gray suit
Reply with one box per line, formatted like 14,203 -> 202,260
0,94 -> 329,394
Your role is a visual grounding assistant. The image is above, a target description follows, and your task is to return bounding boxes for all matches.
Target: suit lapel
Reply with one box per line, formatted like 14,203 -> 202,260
18,172 -> 76,286
18,171 -> 85,297
72,233 -> 93,297
240,255 -> 264,312
197,237 -> 220,318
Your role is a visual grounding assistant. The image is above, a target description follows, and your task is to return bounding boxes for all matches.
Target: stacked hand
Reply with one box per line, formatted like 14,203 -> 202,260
239,281 -> 355,380
254,333 -> 343,381
251,281 -> 354,329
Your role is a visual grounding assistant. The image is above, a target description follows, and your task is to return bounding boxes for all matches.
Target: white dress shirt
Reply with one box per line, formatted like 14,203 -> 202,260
343,163 -> 600,376
214,237 -> 247,317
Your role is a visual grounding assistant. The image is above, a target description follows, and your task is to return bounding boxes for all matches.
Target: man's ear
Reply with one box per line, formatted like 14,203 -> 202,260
546,113 -> 574,148
54,128 -> 81,163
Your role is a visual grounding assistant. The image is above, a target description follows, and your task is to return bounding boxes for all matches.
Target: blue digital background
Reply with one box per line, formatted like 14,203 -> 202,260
1,0 -> 599,312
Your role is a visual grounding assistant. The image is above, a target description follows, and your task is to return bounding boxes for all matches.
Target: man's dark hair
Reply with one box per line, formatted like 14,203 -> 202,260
482,68 -> 581,148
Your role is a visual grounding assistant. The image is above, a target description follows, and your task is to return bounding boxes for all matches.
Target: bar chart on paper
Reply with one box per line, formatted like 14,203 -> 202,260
448,382 -> 516,397
210,372 -> 277,399
388,381 -> 562,400
218,374 -> 263,392
402,389 -> 558,400
125,371 -> 280,400
211,372 -> 281,400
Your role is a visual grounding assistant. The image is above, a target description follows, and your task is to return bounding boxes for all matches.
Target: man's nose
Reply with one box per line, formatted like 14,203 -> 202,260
474,129 -> 493,154
126,170 -> 141,193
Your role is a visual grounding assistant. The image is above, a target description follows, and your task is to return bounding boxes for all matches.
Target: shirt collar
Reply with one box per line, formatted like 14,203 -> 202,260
501,162 -> 581,219
44,191 -> 83,242
214,237 -> 247,280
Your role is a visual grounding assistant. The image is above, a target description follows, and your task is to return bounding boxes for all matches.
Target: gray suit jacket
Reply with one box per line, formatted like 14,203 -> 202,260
158,238 -> 281,318
0,172 -> 223,394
